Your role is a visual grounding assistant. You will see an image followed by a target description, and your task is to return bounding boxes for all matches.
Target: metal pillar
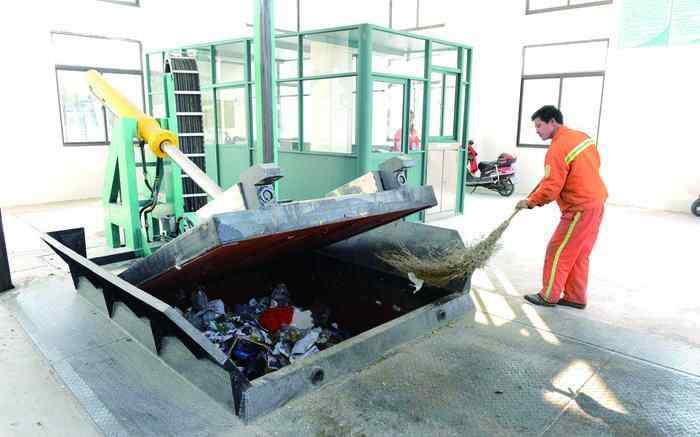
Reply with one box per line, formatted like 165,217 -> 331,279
0,209 -> 13,292
253,0 -> 279,164
356,24 -> 373,175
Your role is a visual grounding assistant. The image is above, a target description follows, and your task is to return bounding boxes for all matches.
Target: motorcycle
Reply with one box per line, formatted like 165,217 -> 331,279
465,141 -> 517,197
692,195 -> 700,217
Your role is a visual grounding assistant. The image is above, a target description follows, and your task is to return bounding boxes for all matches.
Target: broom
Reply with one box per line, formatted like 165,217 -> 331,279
378,209 -> 521,289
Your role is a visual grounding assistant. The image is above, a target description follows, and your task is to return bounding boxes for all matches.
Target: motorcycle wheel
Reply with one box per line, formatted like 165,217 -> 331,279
497,179 -> 515,197
692,198 -> 700,217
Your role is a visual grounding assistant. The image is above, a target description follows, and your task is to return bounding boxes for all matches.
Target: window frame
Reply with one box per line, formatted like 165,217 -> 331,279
52,31 -> 144,147
516,38 -> 608,149
428,68 -> 460,142
525,0 -> 612,15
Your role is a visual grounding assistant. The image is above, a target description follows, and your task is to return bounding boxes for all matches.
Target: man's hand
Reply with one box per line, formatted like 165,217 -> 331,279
515,199 -> 532,210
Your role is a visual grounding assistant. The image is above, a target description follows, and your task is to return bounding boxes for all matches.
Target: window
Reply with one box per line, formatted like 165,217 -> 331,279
390,0 -> 446,30
302,30 -> 358,77
303,77 -> 356,154
217,87 -> 249,145
215,42 -> 247,84
277,36 -> 300,80
429,72 -> 458,140
372,80 -> 405,151
372,30 -> 426,78
52,32 -> 143,146
278,82 -> 300,151
526,0 -> 612,15
517,39 -> 608,148
98,0 -> 139,6
277,29 -> 360,155
202,90 -> 216,145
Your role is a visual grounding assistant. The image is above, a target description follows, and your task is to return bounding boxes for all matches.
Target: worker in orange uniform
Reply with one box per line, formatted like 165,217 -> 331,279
516,106 -> 607,310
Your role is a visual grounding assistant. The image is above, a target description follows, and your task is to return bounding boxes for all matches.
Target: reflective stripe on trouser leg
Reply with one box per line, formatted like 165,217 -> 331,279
542,211 -> 582,302
564,206 -> 604,304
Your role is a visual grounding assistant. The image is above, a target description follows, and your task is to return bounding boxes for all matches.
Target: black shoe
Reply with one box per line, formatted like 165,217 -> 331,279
524,294 -> 555,307
557,299 -> 586,310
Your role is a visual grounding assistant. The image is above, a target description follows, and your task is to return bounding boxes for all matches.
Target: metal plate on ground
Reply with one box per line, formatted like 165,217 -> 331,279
7,278 -> 260,437
544,356 -> 700,436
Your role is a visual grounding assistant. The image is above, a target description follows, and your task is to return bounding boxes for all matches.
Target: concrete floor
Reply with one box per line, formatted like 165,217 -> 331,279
1,194 -> 699,436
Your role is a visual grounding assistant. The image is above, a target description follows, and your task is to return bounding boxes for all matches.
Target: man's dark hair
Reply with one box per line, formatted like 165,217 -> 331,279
468,140 -> 474,145
531,105 -> 563,124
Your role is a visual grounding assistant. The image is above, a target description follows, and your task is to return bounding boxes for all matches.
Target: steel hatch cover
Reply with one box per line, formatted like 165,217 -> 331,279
119,186 -> 436,292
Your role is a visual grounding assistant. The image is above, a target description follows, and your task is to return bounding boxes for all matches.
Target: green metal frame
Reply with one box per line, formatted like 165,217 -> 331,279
145,23 -> 473,220
103,67 -> 201,255
102,117 -> 150,256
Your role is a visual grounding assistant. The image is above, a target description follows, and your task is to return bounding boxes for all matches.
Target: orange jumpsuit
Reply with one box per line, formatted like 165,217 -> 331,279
527,126 -> 607,305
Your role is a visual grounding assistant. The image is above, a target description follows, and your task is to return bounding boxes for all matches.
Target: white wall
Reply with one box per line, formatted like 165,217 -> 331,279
0,0 -> 249,207
2,1 -> 698,212
420,1 -> 700,213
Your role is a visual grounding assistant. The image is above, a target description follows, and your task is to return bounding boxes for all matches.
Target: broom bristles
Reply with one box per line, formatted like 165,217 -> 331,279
378,210 -> 519,287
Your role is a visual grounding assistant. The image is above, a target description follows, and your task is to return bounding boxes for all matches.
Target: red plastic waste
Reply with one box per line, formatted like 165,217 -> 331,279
259,307 -> 294,333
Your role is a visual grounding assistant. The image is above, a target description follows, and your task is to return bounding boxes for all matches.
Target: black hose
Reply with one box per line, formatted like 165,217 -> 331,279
139,158 -> 164,239
139,142 -> 153,193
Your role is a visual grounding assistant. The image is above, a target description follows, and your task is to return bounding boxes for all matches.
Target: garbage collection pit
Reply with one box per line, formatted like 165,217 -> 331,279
44,199 -> 472,421
146,250 -> 461,382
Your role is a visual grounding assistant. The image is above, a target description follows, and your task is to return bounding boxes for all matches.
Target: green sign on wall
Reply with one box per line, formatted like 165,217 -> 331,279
621,0 -> 700,48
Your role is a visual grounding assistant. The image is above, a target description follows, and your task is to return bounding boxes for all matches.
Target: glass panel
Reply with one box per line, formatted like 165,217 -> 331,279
408,80 -> 424,151
518,78 -> 560,145
372,81 -> 405,152
217,87 -> 248,145
523,41 -> 608,75
302,30 -> 359,76
167,49 -> 185,59
528,0 -> 567,10
148,52 -> 164,94
431,42 -> 458,69
425,148 -> 443,214
276,36 -> 300,79
442,73 -> 456,137
429,73 -> 442,137
392,0 -> 418,29
51,33 -> 141,69
185,47 -> 212,86
303,77 -> 356,154
56,70 -> 106,143
372,30 -> 425,77
215,42 -> 246,83
202,90 -> 215,144
251,88 -> 257,144
560,75 -> 604,140
278,83 -> 300,151
151,93 -> 165,119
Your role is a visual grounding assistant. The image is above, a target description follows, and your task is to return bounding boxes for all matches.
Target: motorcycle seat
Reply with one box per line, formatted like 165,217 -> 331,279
478,161 -> 497,172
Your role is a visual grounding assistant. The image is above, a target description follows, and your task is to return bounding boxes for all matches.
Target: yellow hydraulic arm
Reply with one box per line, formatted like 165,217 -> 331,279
86,70 -> 176,158
86,70 -> 223,198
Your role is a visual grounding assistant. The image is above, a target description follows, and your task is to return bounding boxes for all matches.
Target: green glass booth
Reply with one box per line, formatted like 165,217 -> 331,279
146,24 -> 472,222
